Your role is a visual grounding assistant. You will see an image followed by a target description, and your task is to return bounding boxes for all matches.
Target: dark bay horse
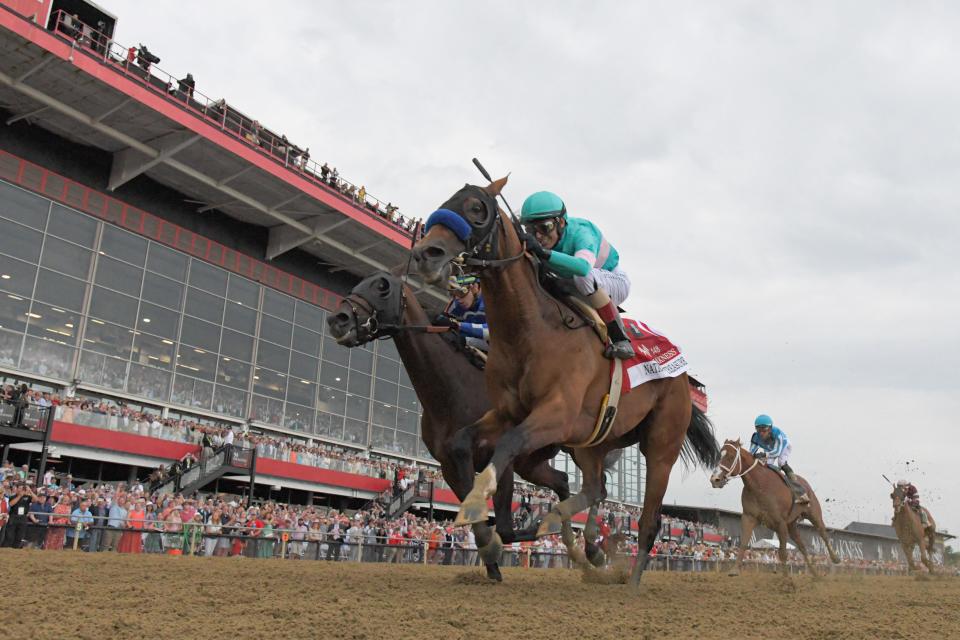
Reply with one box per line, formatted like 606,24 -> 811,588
710,439 -> 840,576
891,485 -> 937,572
411,178 -> 719,586
327,272 -> 591,578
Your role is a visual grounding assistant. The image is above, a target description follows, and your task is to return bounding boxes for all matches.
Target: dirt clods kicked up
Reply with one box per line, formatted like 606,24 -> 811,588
1,550 -> 957,640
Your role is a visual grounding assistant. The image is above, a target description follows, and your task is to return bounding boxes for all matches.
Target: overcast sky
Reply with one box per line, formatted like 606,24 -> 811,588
108,1 -> 960,538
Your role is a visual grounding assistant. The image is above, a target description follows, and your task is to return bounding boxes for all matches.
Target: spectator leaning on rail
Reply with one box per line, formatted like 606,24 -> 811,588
68,499 -> 94,551
517,191 -> 636,359
749,414 -> 809,504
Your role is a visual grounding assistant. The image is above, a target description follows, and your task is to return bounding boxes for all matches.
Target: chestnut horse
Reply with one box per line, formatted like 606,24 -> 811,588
411,178 -> 719,587
891,484 -> 937,572
710,439 -> 839,576
327,272 -> 601,578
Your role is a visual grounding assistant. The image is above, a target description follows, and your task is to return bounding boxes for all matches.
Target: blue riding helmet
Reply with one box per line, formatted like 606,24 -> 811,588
754,414 -> 774,429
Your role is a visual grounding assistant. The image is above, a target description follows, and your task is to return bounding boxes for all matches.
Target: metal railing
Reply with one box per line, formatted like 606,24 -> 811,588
0,398 -> 52,433
1,518 -> 919,575
154,445 -> 253,495
47,10 -> 418,237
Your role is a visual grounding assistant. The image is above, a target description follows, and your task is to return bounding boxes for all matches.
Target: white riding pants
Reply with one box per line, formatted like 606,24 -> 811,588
574,265 -> 631,307
764,442 -> 793,470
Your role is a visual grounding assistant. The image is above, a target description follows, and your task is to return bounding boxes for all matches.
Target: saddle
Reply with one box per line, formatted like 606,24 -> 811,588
535,266 -> 622,448
536,267 -> 608,344
438,326 -> 486,371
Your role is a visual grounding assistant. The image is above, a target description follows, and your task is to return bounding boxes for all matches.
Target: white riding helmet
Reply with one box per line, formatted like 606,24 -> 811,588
896,479 -> 908,486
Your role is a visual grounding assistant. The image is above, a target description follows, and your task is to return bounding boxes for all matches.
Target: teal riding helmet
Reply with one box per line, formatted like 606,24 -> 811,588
520,191 -> 566,223
754,414 -> 774,428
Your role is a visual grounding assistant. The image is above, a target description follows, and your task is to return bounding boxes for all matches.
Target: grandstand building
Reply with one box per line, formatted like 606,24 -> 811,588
0,0 -> 671,512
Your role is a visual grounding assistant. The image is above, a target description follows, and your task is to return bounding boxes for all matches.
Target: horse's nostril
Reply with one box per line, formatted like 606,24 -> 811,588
328,313 -> 349,331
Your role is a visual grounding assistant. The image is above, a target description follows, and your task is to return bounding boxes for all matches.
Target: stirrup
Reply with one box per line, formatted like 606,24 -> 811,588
604,339 -> 636,360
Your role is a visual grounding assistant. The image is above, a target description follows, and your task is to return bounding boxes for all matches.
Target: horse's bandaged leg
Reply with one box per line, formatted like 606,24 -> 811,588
454,464 -> 497,526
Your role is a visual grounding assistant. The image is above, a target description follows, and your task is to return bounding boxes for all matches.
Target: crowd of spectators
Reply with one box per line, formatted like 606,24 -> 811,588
49,12 -> 419,236
14,389 -> 443,488
0,467 -> 580,566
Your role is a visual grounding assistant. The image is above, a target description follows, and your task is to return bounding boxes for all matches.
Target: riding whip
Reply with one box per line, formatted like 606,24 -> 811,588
472,157 -> 518,223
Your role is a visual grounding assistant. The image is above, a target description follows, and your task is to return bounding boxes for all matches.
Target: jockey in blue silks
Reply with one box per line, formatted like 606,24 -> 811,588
750,414 -> 809,503
447,274 -> 489,352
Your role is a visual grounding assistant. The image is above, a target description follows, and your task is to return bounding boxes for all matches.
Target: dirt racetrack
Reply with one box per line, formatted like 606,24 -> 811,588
1,550 -> 957,640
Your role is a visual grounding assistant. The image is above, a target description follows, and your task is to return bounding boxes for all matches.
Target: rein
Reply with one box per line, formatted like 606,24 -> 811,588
716,443 -> 762,482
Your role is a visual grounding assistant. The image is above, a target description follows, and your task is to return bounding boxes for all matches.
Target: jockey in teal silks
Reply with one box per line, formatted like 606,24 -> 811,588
518,191 -> 635,359
750,414 -> 809,504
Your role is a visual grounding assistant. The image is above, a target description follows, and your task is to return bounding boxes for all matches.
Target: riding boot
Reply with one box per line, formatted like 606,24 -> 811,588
918,507 -> 930,528
588,290 -> 636,360
784,470 -> 810,504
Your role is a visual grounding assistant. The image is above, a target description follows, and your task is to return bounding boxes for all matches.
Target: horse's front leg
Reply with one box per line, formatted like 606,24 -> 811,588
439,452 -> 502,581
456,404 -> 569,526
918,540 -> 935,573
902,542 -> 919,572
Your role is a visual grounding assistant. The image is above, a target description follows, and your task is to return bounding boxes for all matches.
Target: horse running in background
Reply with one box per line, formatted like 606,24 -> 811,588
327,272 -> 606,578
890,484 -> 938,573
411,178 -> 719,587
710,438 -> 840,576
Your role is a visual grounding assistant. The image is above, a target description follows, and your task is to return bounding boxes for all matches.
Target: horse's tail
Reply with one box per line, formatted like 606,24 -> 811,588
680,404 -> 721,471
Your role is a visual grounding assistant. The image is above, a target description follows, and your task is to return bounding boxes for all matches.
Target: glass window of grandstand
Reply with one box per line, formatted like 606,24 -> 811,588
0,179 -> 430,460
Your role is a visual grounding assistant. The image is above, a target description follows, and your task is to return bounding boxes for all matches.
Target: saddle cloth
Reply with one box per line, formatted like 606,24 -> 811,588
618,318 -> 689,394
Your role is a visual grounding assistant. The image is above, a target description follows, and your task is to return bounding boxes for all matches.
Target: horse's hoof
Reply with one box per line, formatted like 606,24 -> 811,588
728,571 -> 740,577
484,563 -> 503,582
454,499 -> 487,526
536,512 -> 563,537
567,547 -> 588,568
585,544 -> 606,568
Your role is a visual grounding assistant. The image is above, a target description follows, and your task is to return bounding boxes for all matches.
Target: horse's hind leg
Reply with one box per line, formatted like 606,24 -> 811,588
507,454 -> 569,543
808,508 -> 840,564
787,521 -> 817,577
536,448 -> 605,537
582,504 -> 606,567
774,523 -> 791,575
628,457 -> 678,587
732,514 -> 758,576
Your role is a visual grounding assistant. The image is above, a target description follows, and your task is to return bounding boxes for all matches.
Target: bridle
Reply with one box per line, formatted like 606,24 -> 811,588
338,278 -> 449,344
432,185 -> 527,273
714,442 -> 762,483
891,487 -> 906,516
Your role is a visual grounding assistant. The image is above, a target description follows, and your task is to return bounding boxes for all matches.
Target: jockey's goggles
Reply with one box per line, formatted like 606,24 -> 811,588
524,218 -> 559,236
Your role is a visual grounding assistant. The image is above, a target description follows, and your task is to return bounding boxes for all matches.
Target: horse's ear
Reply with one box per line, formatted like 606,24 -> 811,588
484,174 -> 510,197
735,438 -> 741,446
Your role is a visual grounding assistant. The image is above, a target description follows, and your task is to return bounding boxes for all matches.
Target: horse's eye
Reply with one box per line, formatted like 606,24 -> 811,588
470,203 -> 483,214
